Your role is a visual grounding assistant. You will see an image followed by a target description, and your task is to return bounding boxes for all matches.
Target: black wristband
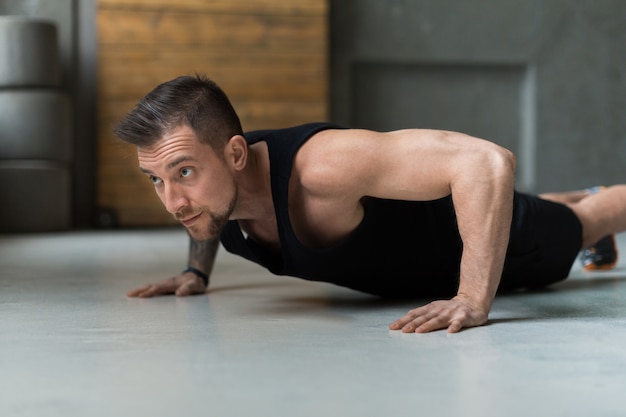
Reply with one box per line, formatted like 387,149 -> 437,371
183,266 -> 209,287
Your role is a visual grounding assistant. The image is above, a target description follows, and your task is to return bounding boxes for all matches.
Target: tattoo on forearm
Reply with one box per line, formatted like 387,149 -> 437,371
187,236 -> 219,280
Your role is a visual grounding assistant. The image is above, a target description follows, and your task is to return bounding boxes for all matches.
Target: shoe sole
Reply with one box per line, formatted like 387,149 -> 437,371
583,259 -> 618,271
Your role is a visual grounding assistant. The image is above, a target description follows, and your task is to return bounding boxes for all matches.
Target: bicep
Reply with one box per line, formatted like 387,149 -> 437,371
304,129 -> 478,201
364,129 -> 462,201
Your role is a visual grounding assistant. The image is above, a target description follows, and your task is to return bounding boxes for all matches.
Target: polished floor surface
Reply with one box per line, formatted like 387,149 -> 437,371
2,229 -> 626,416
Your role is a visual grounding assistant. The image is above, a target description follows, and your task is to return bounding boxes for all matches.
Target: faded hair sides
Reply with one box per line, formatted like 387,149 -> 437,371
113,74 -> 243,150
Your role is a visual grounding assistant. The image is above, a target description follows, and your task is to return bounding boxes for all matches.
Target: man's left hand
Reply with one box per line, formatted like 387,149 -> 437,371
388,295 -> 489,333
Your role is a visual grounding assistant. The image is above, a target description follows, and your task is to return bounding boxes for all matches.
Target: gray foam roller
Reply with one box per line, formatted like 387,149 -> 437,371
0,161 -> 71,232
0,90 -> 72,161
0,16 -> 60,87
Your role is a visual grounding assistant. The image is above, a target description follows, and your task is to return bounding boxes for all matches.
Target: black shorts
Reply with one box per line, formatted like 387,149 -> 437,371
499,192 -> 583,291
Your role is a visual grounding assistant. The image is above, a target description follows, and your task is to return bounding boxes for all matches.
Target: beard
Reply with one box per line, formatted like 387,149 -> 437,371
177,190 -> 237,242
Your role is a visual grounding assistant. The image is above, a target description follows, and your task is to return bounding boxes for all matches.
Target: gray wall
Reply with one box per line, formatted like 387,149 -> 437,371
0,0 -> 96,228
331,0 -> 626,193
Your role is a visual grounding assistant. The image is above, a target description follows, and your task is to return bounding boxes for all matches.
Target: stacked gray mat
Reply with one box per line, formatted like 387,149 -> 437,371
0,16 -> 72,232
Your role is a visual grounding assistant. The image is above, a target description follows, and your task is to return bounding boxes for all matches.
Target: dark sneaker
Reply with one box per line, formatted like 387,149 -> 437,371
580,234 -> 618,271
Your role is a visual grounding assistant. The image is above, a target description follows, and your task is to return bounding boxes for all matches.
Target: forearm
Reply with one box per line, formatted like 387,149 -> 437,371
187,236 -> 220,285
456,210 -> 511,312
452,147 -> 515,312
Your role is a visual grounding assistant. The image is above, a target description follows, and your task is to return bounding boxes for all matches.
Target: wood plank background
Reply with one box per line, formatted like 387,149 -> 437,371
96,0 -> 328,226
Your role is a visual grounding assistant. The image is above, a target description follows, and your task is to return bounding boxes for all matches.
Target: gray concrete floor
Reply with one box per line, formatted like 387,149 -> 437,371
2,229 -> 626,417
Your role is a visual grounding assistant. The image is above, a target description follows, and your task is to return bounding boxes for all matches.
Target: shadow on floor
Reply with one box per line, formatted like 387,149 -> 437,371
205,270 -> 626,326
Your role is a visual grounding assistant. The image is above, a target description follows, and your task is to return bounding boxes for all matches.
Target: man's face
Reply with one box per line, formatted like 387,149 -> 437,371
137,125 -> 237,241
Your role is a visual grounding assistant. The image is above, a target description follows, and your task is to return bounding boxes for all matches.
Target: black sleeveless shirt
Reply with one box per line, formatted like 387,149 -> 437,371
219,123 -> 466,297
220,123 -> 582,297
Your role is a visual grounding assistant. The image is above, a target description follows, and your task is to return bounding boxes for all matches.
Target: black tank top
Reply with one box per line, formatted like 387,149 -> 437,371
219,123 -> 464,297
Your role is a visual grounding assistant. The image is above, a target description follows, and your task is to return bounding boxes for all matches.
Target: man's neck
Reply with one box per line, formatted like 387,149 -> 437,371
230,141 -> 274,222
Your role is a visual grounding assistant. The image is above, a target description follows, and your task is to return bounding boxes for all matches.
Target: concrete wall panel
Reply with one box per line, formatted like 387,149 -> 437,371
332,0 -> 626,192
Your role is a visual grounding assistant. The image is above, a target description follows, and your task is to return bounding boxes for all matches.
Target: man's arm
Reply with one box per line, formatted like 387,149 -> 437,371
186,236 -> 220,285
298,128 -> 516,333
127,235 -> 219,298
388,154 -> 514,333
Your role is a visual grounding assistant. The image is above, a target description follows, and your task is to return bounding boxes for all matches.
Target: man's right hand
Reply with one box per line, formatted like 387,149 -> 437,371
127,272 -> 207,298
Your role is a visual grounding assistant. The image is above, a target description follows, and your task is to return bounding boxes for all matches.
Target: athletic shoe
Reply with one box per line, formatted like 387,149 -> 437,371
580,234 -> 618,271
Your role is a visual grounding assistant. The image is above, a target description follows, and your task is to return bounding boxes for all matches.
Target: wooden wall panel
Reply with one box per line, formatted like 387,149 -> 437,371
98,0 -> 325,14
96,0 -> 328,226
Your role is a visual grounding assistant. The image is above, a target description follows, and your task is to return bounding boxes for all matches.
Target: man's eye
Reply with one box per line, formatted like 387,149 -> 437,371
181,168 -> 193,178
150,176 -> 162,185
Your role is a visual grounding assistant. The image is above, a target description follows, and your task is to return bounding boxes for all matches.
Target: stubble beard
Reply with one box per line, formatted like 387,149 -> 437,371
181,190 -> 237,242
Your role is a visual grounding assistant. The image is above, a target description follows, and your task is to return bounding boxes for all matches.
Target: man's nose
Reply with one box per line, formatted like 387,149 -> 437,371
162,183 -> 188,214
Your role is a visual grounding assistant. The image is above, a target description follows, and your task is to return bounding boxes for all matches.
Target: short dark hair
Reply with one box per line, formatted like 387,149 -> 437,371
113,74 -> 243,150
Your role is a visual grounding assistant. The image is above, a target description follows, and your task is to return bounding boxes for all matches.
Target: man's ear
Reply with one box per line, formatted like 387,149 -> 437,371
224,135 -> 248,170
